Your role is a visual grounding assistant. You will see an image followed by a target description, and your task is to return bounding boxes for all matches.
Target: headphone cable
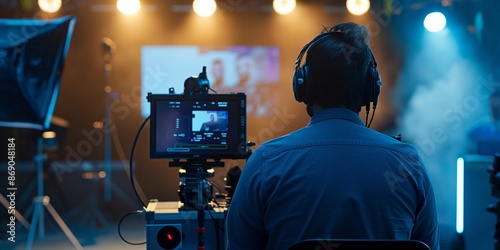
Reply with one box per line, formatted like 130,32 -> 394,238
367,108 -> 376,128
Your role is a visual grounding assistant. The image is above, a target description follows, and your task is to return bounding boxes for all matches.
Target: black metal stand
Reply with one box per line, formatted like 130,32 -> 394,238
102,37 -> 114,203
196,167 -> 207,250
100,37 -> 138,210
172,159 -> 221,250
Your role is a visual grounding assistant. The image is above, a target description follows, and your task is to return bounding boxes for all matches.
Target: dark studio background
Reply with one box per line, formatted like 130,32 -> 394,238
1,0 -> 404,207
1,0 -> 500,249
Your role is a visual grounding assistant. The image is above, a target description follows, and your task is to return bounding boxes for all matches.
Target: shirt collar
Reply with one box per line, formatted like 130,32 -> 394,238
307,108 -> 365,127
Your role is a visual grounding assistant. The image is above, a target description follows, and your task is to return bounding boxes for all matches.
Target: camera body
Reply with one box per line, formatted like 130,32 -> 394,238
183,66 -> 210,97
148,66 -> 248,211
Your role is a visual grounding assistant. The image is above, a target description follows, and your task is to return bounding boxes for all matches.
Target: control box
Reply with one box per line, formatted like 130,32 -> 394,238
144,200 -> 226,250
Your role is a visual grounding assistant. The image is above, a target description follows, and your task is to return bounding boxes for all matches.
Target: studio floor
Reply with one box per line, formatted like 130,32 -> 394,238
1,217 -> 466,250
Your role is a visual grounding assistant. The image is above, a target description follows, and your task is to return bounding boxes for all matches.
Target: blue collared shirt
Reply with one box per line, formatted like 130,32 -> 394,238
227,108 -> 440,250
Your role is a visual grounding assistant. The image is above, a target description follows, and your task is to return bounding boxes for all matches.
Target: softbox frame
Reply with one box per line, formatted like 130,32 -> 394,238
0,15 -> 76,130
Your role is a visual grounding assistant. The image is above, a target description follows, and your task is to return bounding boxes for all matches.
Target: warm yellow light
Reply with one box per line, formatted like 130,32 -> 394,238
38,0 -> 62,13
273,0 -> 296,15
193,0 -> 217,17
346,0 -> 370,16
117,0 -> 141,15
42,131 -> 57,139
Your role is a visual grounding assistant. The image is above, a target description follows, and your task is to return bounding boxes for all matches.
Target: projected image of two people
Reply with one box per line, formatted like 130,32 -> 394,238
140,46 -> 279,118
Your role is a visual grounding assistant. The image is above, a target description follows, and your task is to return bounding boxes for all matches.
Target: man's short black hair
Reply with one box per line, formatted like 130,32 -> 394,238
305,22 -> 372,113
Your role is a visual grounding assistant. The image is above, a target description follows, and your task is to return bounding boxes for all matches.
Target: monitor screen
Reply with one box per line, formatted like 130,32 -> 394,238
148,93 -> 247,160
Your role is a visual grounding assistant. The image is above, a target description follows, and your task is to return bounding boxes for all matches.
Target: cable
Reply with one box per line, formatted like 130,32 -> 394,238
111,113 -> 148,206
209,180 -> 223,194
364,107 -> 370,127
367,108 -> 376,128
129,116 -> 150,208
209,87 -> 218,94
118,211 -> 146,245
206,205 -> 223,250
202,185 -> 225,250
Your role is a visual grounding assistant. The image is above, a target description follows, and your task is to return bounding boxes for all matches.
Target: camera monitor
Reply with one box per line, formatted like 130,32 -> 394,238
148,93 -> 247,160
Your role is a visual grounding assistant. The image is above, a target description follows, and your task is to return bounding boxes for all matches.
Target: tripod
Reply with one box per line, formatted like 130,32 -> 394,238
25,137 -> 82,249
0,14 -> 78,249
173,159 -> 222,249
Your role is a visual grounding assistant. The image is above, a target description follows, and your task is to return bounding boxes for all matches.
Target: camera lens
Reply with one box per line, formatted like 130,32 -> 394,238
157,225 -> 182,249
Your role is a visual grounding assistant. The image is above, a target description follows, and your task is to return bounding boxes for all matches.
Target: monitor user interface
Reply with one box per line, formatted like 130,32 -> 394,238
151,94 -> 246,160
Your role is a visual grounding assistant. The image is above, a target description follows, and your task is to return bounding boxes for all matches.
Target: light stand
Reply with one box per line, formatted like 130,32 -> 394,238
102,37 -> 115,203
0,15 -> 79,249
26,137 -> 82,250
100,37 -> 139,210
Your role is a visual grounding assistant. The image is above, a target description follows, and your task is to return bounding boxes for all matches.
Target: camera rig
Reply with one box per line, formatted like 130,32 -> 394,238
170,159 -> 223,211
147,66 -> 251,249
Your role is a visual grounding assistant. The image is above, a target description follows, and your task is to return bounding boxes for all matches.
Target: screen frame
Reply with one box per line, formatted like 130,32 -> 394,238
148,92 -> 247,160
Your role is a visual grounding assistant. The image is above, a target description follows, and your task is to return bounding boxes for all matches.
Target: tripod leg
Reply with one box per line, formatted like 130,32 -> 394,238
26,200 -> 41,250
0,194 -> 30,229
43,197 -> 83,250
25,197 -> 83,250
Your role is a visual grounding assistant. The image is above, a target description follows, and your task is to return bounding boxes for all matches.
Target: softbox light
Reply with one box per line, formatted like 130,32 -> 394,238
0,15 -> 76,130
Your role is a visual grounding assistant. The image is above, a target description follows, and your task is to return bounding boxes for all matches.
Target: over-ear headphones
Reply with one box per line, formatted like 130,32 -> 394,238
292,31 -> 382,110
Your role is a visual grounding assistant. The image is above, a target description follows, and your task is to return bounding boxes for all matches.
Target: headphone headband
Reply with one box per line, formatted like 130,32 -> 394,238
294,31 -> 344,72
292,30 -> 382,110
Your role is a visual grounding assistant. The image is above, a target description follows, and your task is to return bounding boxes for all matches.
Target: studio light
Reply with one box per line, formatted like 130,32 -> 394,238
42,131 -> 56,139
273,0 -> 296,15
193,0 -> 217,17
346,0 -> 370,16
38,0 -> 62,13
456,157 -> 464,234
117,0 -> 141,15
424,12 -> 447,32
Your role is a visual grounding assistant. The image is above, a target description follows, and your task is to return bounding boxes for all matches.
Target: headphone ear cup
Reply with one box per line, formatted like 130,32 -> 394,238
293,64 -> 308,103
362,62 -> 382,108
372,69 -> 382,107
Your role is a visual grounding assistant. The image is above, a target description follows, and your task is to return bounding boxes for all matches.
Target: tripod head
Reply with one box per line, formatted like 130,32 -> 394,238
172,159 -> 219,211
